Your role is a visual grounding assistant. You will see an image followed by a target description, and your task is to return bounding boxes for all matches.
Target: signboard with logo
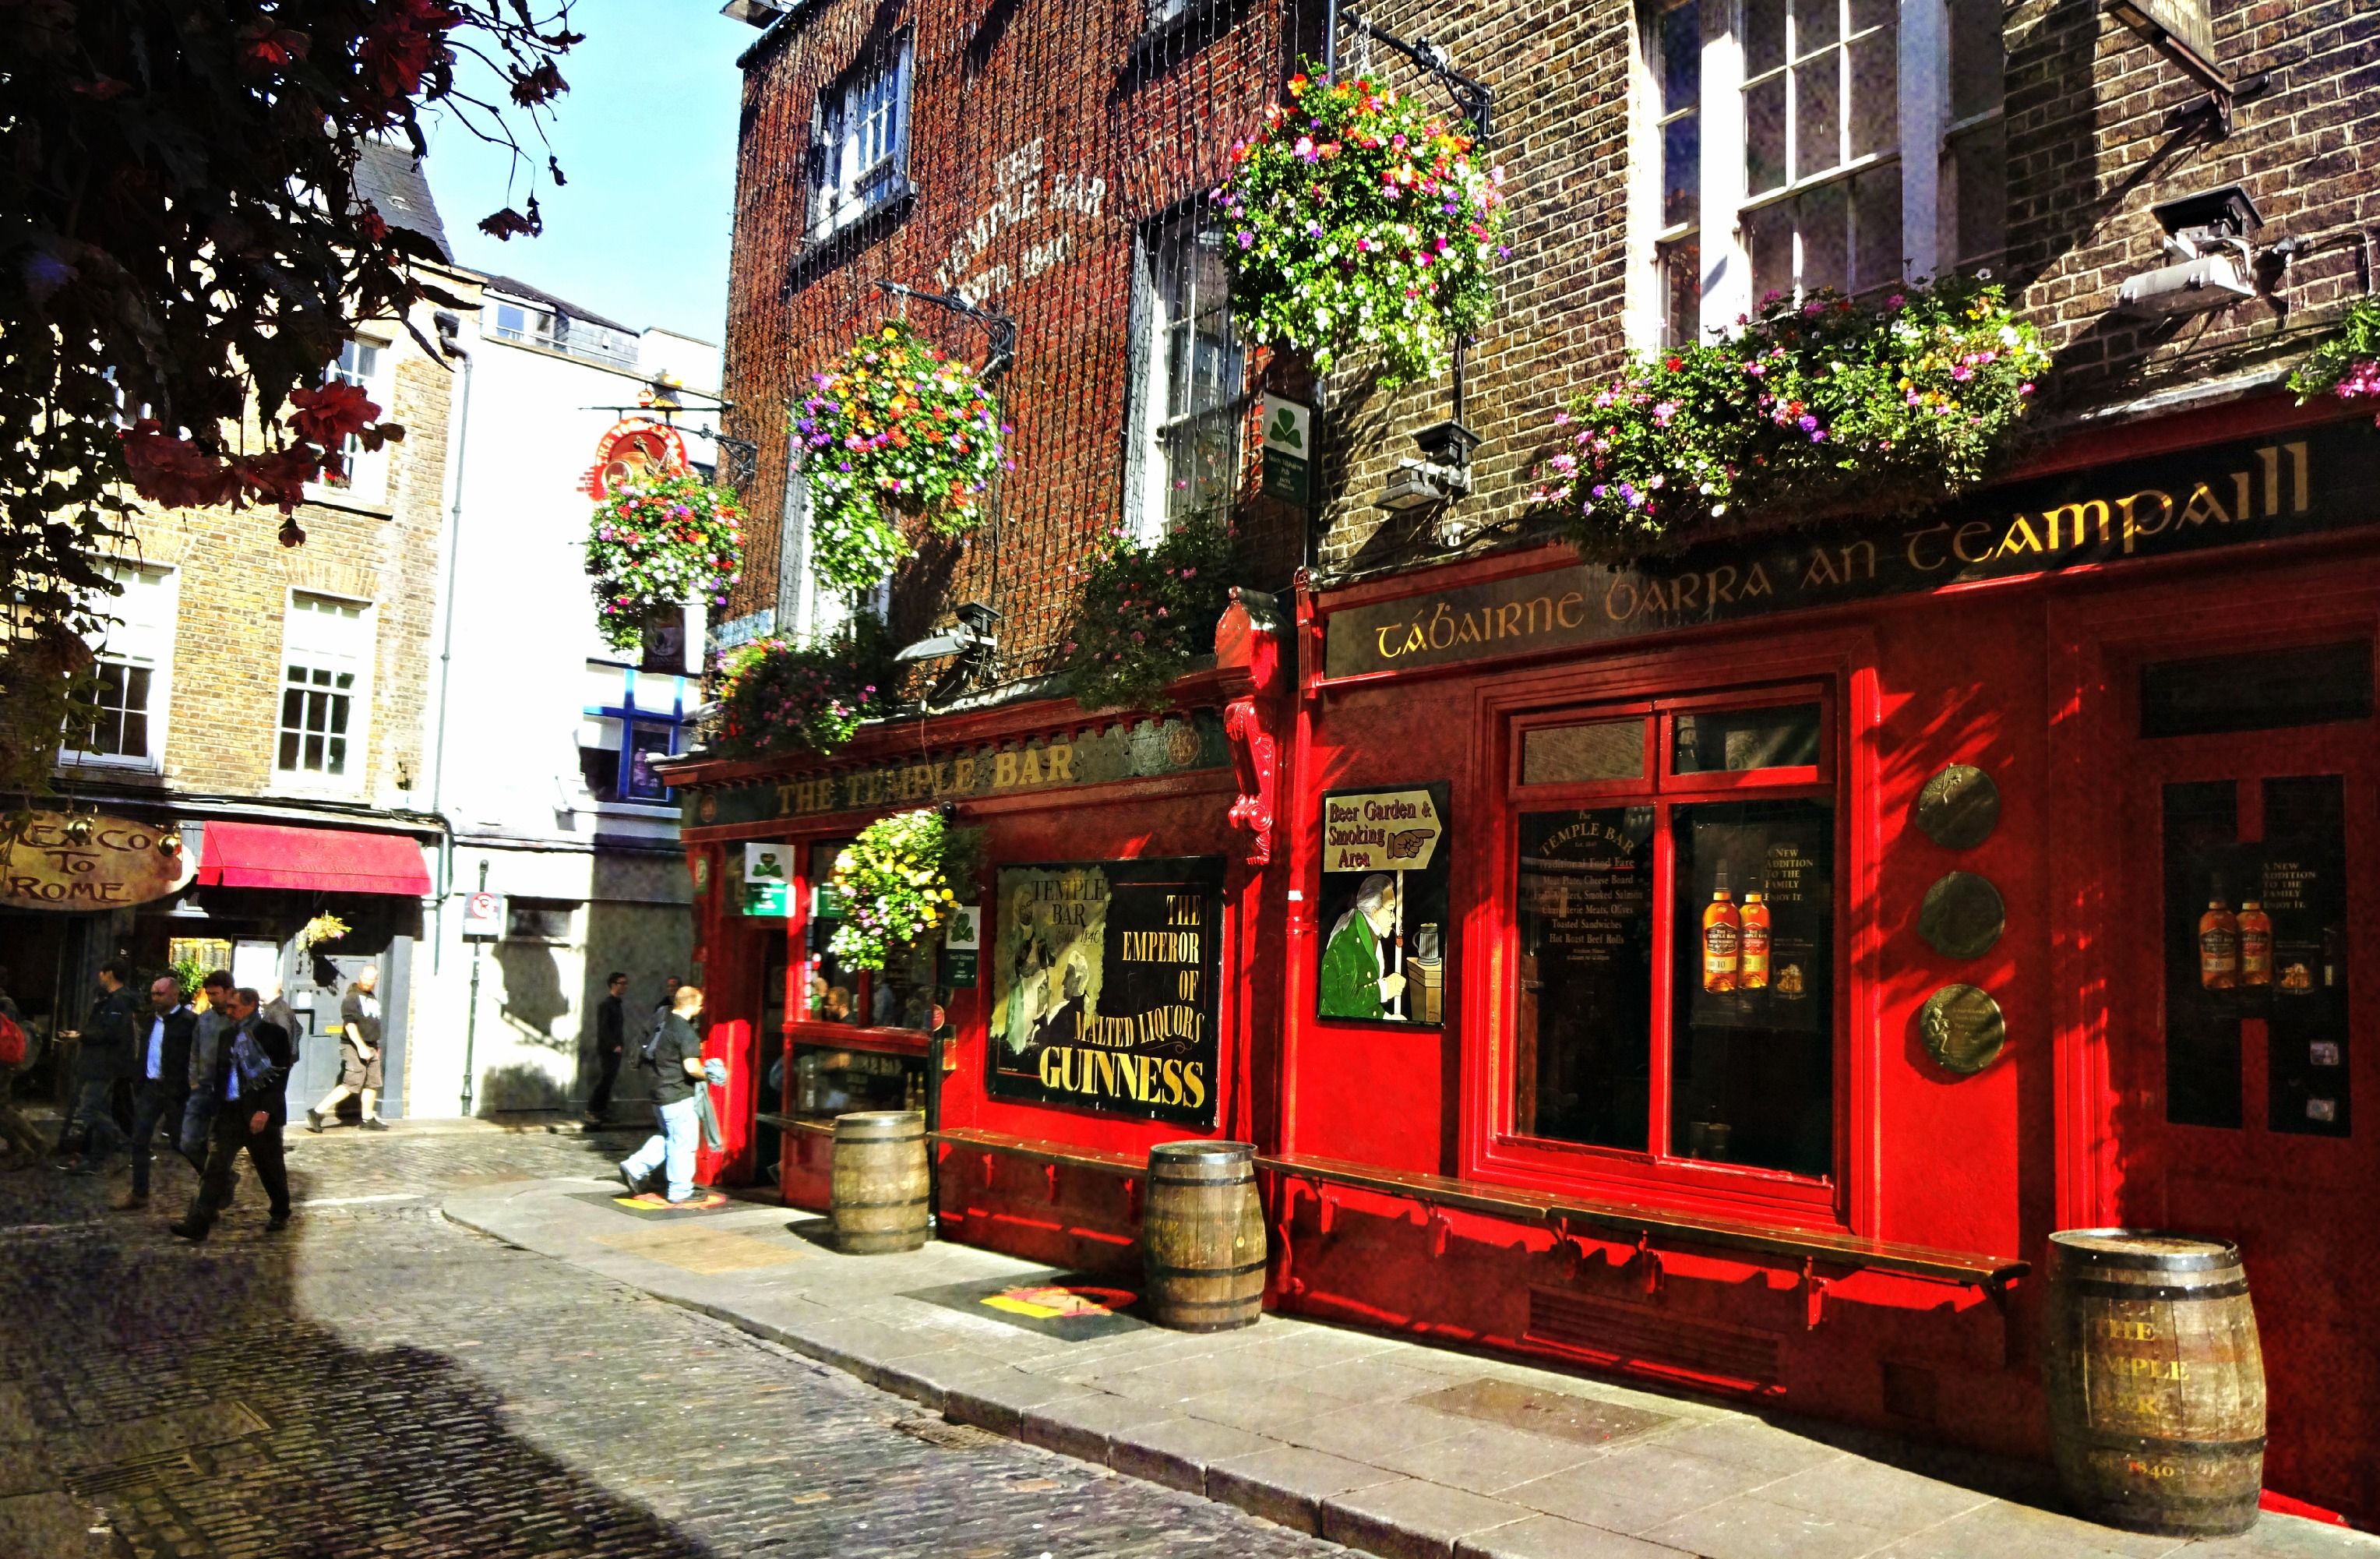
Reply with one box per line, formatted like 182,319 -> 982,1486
1260,395 -> 1313,506
742,842 -> 792,916
1317,785 -> 1452,1027
943,903 -> 982,987
2,813 -> 190,912
461,891 -> 505,940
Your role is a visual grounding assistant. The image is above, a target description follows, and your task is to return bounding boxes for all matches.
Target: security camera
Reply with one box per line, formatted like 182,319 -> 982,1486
2116,185 -> 2263,321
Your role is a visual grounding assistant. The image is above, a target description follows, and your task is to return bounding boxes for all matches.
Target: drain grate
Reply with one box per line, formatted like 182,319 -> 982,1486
66,1449 -> 202,1496
891,1415 -> 1007,1451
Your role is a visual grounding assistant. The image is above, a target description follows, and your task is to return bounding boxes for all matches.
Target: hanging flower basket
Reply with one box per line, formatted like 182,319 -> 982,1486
1529,276 -> 2050,555
1060,517 -> 1236,712
2288,296 -> 2380,425
586,472 -> 746,651
707,614 -> 898,760
794,321 -> 1010,595
827,808 -> 957,972
1212,69 -> 1507,386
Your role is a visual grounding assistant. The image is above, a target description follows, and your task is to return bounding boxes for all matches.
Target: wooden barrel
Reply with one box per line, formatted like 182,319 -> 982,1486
829,1111 -> 930,1254
2043,1229 -> 2265,1537
1141,1141 -> 1266,1332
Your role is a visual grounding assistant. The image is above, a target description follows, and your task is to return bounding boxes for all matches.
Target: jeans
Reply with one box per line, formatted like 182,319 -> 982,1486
69,1079 -> 124,1162
128,1078 -> 192,1196
178,1088 -> 220,1163
622,1096 -> 699,1202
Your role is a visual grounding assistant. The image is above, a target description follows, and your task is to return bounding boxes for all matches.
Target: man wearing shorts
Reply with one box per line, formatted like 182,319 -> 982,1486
305,964 -> 386,1131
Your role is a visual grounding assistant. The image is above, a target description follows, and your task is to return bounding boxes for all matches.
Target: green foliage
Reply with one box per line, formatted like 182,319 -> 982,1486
586,473 -> 746,651
1213,68 -> 1507,385
793,321 -> 1010,594
1530,277 -> 2050,553
2287,296 -> 2380,422
827,809 -> 957,972
168,953 -> 213,1000
1061,519 -> 1236,712
708,614 -> 900,760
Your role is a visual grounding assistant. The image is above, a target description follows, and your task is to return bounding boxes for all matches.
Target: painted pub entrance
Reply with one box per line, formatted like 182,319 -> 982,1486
2115,633 -> 2380,1525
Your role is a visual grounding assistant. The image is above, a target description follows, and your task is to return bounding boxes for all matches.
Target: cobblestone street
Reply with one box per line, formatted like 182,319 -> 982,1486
0,1127 -> 1349,1559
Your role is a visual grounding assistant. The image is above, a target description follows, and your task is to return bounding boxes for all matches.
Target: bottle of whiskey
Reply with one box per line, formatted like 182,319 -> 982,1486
2199,892 -> 2240,991
1739,892 -> 1772,990
1702,869 -> 1741,993
2237,900 -> 2272,988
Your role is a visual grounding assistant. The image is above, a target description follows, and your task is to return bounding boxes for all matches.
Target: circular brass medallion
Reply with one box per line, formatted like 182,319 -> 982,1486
1915,764 -> 2000,850
1919,871 -> 2005,959
1920,983 -> 2006,1075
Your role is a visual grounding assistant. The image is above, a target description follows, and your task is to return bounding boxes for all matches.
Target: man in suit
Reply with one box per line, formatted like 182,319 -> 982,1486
180,971 -> 235,1162
587,971 -> 628,1125
117,974 -> 199,1212
171,986 -> 294,1241
65,959 -> 139,1173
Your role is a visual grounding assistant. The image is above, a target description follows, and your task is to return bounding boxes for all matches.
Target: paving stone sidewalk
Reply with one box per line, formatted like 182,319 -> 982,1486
446,1176 -> 2380,1559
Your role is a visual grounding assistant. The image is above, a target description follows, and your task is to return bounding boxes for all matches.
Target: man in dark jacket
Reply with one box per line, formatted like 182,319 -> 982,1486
587,971 -> 628,1124
171,987 -> 294,1240
65,960 -> 139,1173
617,985 -> 706,1203
117,975 -> 199,1211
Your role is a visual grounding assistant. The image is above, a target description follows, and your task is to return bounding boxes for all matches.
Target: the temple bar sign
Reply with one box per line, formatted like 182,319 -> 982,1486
1324,423 -> 2380,679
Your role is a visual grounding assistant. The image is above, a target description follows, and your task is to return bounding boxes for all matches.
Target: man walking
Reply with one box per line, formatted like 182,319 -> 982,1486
117,975 -> 197,1212
305,963 -> 385,1132
587,972 -> 628,1125
618,985 -> 707,1205
182,972 -> 235,1162
172,986 -> 294,1241
65,960 -> 139,1173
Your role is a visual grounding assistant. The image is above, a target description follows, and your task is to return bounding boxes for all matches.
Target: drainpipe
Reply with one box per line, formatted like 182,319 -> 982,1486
428,328 -> 476,975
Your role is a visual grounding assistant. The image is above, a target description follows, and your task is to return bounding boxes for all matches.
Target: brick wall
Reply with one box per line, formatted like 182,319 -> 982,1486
721,0 -> 1318,670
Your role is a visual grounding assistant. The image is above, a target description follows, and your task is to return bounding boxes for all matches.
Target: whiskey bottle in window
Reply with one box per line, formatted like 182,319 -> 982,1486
2198,892 -> 2239,991
1702,869 -> 1741,993
2237,900 -> 2272,988
1738,892 -> 1772,990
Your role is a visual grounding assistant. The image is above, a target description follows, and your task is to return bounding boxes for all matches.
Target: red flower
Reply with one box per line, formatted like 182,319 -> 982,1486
119,421 -> 239,510
287,380 -> 381,446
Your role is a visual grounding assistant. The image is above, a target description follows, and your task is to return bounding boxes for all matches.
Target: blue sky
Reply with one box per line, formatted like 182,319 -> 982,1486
421,0 -> 751,343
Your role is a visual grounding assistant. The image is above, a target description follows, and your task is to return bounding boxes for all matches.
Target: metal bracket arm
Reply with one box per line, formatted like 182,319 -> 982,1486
872,280 -> 1020,382
1339,12 -> 1493,143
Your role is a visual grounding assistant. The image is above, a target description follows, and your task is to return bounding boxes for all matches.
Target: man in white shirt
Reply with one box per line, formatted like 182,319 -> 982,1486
118,975 -> 197,1211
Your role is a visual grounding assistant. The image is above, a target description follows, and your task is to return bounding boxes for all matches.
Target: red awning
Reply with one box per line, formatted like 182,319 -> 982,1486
195,822 -> 432,897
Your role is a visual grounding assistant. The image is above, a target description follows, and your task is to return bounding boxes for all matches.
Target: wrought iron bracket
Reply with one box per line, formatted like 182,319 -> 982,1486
873,280 -> 1020,381
1338,12 -> 1493,143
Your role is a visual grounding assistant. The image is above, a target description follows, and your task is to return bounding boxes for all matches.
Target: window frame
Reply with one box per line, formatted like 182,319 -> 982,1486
62,563 -> 178,771
307,336 -> 396,506
1466,634 -> 1878,1232
1123,202 -> 1250,542
809,34 -> 915,241
274,589 -> 376,792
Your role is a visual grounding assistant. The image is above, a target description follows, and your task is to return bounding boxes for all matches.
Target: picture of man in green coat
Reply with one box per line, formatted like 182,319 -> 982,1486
1319,873 -> 1407,1021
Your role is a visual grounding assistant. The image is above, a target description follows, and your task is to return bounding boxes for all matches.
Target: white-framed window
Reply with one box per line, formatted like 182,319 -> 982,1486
487,299 -> 556,347
1124,205 -> 1246,541
313,337 -> 394,504
1640,0 -> 2006,345
277,591 -> 374,785
65,563 -> 178,768
810,37 -> 913,238
777,461 -> 891,640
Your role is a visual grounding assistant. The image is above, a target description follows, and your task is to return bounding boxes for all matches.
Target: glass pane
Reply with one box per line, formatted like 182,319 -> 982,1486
1795,0 -> 1839,55
326,694 -> 350,736
1517,808 -> 1656,1150
1745,0 -> 1788,77
324,736 -> 345,775
1794,56 -> 1842,177
124,665 -> 152,711
278,731 -> 298,770
1950,118 -> 2007,263
1948,0 -> 2005,122
1853,164 -> 1902,291
122,713 -> 146,756
2262,776 -> 2350,1137
1747,203 -> 1795,299
1662,113 -> 1701,228
1672,799 -> 1833,1175
1661,1 -> 1701,108
304,733 -> 324,770
1848,27 -> 1897,159
1746,75 -> 1789,196
1662,239 -> 1702,346
2163,780 -> 2243,1128
1799,180 -> 1849,292
280,686 -> 304,728
1672,703 -> 1821,773
1523,719 -> 1647,785
2141,641 -> 2374,738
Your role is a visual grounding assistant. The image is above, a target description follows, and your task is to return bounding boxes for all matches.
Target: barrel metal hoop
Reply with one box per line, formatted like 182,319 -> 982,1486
2048,1229 -> 2243,1272
834,1196 -> 932,1210
1143,1258 -> 1268,1279
2061,1277 -> 2251,1301
2072,1431 -> 2269,1456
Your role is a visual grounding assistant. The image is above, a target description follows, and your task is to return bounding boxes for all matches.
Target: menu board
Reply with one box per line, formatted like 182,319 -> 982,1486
1317,783 -> 1451,1026
1515,808 -> 1655,1149
986,858 -> 1223,1128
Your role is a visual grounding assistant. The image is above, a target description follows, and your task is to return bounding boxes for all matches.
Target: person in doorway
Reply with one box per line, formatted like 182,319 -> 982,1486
587,971 -> 628,1124
65,960 -> 139,1173
1317,873 -> 1408,1022
182,972 -> 235,1162
618,985 -> 707,1204
118,975 -> 197,1212
305,964 -> 385,1132
0,966 -> 43,1171
171,987 -> 293,1240
259,980 -> 301,1063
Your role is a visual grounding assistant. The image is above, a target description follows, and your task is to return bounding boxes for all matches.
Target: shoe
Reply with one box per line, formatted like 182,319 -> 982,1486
167,1220 -> 208,1243
266,1213 -> 290,1232
361,1117 -> 388,1131
113,1192 -> 148,1212
616,1162 -> 642,1197
305,1109 -> 323,1134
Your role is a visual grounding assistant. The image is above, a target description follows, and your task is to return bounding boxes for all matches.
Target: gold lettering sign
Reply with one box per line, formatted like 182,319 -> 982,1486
3,813 -> 192,912
1324,428 -> 2368,679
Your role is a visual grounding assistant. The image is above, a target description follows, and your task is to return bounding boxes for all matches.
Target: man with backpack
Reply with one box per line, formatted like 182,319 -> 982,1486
618,984 -> 707,1204
0,966 -> 41,1171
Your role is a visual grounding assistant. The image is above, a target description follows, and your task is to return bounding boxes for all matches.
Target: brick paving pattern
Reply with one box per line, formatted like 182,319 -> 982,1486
0,1127 -> 1348,1558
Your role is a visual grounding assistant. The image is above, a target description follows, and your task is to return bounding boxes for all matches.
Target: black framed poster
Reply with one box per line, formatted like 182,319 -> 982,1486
1316,783 -> 1452,1025
985,857 -> 1223,1127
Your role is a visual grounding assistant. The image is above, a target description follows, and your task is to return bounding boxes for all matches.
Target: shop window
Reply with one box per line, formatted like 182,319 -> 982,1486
505,898 -> 577,943
1511,690 -> 1835,1179
2140,640 -> 2373,739
1125,204 -> 1246,539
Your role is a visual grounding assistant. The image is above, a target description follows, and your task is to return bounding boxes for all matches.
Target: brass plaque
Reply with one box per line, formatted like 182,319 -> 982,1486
1919,872 -> 2004,959
1915,764 -> 2000,849
1920,984 -> 2006,1075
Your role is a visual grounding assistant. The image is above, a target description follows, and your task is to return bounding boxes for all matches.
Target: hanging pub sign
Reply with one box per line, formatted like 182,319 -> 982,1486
742,842 -> 792,917
2,813 -> 190,911
985,858 -> 1223,1127
1317,784 -> 1451,1025
580,418 -> 689,499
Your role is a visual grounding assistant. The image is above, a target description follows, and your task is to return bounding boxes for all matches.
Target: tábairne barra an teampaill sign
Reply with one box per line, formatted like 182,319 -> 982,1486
985,859 -> 1224,1128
